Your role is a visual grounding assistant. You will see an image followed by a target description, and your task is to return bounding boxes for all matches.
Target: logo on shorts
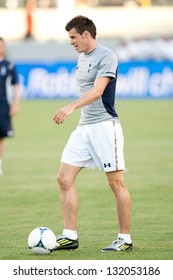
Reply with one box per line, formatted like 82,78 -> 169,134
104,163 -> 111,168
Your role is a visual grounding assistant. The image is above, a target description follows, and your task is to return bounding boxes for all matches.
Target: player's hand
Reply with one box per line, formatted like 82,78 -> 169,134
10,104 -> 19,117
53,105 -> 75,125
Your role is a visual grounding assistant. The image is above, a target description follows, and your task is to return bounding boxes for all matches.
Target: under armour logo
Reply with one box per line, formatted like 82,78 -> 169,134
104,163 -> 111,168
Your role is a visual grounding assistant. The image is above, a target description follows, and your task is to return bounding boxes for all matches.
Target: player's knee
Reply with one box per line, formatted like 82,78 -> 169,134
57,172 -> 72,190
108,177 -> 126,193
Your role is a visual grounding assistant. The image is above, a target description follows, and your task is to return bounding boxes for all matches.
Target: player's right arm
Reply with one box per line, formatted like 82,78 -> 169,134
9,84 -> 20,117
53,76 -> 110,125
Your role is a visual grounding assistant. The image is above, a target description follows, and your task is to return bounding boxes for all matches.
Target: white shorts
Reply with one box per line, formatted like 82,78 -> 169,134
61,120 -> 125,172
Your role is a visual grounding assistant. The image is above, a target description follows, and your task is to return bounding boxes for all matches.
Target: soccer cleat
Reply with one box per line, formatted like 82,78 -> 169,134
101,238 -> 132,252
54,235 -> 79,250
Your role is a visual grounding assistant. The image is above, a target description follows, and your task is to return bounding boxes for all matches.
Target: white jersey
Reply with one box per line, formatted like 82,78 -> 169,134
76,44 -> 119,125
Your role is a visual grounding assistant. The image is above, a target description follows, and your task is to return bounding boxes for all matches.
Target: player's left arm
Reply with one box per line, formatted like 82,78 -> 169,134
53,76 -> 110,125
10,84 -> 20,117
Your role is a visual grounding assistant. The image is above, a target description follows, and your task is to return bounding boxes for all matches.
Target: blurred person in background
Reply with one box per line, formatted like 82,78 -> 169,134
0,37 -> 20,176
25,0 -> 36,39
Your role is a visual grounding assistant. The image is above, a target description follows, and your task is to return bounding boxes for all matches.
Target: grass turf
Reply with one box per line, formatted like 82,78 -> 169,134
0,99 -> 173,260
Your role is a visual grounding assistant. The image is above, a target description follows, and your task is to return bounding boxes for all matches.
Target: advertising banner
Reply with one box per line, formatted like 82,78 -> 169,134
17,61 -> 173,99
118,61 -> 173,98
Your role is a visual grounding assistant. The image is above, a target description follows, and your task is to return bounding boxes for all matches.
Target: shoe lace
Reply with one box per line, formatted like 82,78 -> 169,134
111,238 -> 124,245
56,234 -> 66,240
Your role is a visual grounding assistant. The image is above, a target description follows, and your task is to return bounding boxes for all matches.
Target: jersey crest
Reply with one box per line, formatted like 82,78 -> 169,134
0,66 -> 7,76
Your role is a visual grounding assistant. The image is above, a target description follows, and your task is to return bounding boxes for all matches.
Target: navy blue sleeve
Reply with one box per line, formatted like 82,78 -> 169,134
10,64 -> 19,85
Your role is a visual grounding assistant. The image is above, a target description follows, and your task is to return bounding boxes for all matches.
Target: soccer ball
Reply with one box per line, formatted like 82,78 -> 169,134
28,227 -> 56,255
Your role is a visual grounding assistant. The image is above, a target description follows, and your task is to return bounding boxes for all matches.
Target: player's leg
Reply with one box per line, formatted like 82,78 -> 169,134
54,125 -> 96,250
0,138 -> 5,175
57,163 -> 82,230
87,121 -> 132,251
0,106 -> 13,176
54,163 -> 82,250
101,170 -> 132,252
106,170 -> 131,233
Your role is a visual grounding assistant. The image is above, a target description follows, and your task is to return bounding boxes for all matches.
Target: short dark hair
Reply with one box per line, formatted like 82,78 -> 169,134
65,15 -> 97,39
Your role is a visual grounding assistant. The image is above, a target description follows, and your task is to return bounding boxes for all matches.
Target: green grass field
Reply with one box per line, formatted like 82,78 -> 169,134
0,99 -> 173,260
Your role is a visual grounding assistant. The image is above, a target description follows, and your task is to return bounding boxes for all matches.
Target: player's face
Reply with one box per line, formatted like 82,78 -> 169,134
0,40 -> 5,58
68,28 -> 88,54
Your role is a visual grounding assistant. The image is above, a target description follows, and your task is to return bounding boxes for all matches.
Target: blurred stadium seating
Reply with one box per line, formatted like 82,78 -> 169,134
0,1 -> 173,98
0,2 -> 172,62
1,0 -> 173,8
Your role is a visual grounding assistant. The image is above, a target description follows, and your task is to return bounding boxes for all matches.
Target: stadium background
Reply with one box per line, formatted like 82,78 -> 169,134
0,0 -> 173,99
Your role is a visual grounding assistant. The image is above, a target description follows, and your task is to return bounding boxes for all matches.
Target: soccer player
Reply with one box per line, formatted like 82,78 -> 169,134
0,37 -> 20,176
53,16 -> 132,252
